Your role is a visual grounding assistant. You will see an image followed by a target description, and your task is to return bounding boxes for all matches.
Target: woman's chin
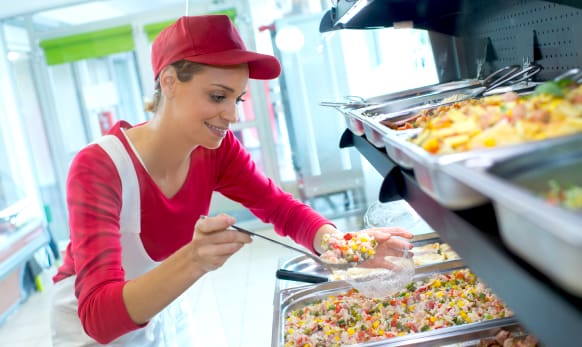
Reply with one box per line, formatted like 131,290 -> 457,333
201,139 -> 224,150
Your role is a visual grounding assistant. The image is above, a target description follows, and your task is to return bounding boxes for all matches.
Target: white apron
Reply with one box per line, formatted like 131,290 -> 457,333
51,135 -> 196,346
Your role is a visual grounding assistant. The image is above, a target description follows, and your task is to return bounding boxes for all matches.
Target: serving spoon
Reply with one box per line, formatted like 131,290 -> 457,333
229,224 -> 360,271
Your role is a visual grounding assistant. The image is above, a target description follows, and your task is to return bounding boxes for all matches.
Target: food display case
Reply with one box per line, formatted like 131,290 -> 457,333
273,266 -> 542,347
0,99 -> 48,324
273,1 -> 582,346
0,193 -> 47,325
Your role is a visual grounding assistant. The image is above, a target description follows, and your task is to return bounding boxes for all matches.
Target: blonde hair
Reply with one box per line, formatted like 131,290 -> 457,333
144,61 -> 207,113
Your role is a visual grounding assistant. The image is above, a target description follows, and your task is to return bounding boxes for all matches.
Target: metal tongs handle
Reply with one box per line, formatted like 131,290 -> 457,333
484,63 -> 542,91
229,224 -> 324,264
481,64 -> 522,87
470,63 -> 542,98
553,68 -> 582,82
230,224 -> 354,271
198,215 -> 315,260
275,269 -> 328,283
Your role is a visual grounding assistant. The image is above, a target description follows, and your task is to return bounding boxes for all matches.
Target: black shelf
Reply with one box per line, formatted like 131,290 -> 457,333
320,0 -> 465,34
321,0 -> 582,34
321,1 -> 582,81
341,129 -> 582,347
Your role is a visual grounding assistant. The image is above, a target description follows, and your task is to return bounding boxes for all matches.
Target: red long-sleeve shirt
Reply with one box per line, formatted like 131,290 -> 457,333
54,121 -> 331,343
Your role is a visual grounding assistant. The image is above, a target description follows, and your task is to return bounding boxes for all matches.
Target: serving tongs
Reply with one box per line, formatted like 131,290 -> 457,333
378,64 -> 544,129
469,63 -> 543,97
319,95 -> 376,110
229,224 -> 360,272
554,67 -> 582,83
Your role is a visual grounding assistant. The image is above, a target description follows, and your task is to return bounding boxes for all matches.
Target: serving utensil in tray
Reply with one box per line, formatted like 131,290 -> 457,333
320,80 -> 481,112
275,235 -> 464,284
440,134 -> 582,296
327,65 -> 538,144
326,87 -> 471,139
323,74 -> 512,140
230,224 -> 359,271
364,79 -> 480,105
272,267 -> 520,347
356,64 -> 544,150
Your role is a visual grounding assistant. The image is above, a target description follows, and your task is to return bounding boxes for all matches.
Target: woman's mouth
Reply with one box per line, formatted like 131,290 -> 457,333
205,122 -> 228,138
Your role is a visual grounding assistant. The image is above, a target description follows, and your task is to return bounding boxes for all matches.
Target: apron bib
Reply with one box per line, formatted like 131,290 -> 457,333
51,135 -> 196,346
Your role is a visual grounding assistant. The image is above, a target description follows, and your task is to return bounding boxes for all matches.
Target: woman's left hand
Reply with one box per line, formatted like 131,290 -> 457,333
356,227 -> 414,269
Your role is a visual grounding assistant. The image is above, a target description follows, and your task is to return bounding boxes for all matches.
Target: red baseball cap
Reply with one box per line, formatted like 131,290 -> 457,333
151,15 -> 281,80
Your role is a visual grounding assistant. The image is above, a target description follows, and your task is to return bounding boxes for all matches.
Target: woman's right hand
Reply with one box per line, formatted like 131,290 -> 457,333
190,214 -> 252,273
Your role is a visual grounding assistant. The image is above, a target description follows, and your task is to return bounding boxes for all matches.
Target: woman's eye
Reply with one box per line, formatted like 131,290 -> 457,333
211,95 -> 226,102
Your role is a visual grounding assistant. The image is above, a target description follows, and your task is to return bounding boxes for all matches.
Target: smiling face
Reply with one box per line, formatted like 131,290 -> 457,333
160,62 -> 249,149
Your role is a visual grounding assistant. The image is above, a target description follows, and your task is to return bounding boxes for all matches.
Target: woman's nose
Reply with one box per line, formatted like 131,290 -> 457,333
221,104 -> 240,123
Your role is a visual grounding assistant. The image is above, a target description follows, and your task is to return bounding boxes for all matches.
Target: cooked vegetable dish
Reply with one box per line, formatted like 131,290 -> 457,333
320,232 -> 377,265
543,179 -> 582,210
284,269 -> 512,347
410,80 -> 582,154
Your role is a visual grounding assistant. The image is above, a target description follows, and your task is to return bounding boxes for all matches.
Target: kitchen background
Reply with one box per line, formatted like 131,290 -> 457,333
0,0 -> 441,345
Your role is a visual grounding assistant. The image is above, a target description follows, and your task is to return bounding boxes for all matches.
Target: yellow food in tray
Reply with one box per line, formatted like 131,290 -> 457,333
410,81 -> 582,154
413,253 -> 446,266
439,243 -> 461,261
412,242 -> 460,266
413,242 -> 441,254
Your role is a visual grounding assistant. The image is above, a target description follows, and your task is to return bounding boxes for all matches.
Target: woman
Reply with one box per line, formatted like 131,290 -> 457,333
50,14 -> 413,346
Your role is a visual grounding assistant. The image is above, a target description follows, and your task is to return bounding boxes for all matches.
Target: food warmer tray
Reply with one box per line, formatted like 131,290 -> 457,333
275,233 -> 465,286
331,80 -> 478,138
272,268 -> 520,347
341,130 -> 582,346
353,67 -> 541,149
383,129 -> 582,210
441,134 -> 582,296
364,80 -> 479,105
351,91 -> 468,149
321,79 -> 479,111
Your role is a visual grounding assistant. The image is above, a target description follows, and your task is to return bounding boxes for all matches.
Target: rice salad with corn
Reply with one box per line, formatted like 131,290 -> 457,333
284,269 -> 512,347
320,232 -> 378,265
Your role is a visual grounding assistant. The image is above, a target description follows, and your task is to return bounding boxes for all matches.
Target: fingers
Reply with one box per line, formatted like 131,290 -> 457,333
191,214 -> 252,272
384,236 -> 414,251
359,253 -> 412,271
195,214 -> 252,244
196,242 -> 247,258
385,227 -> 414,239
364,227 -> 414,240
360,258 -> 399,270
196,213 -> 234,234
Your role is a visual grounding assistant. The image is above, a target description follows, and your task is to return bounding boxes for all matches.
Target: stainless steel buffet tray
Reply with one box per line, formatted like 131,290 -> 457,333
277,233 -> 464,282
364,80 -> 479,105
353,67 -> 541,149
322,80 -> 479,111
272,268 -> 520,347
354,93 -> 469,149
411,236 -> 462,268
382,132 -> 553,209
336,64 -> 541,144
441,134 -> 582,296
327,80 -> 480,138
359,89 -> 471,119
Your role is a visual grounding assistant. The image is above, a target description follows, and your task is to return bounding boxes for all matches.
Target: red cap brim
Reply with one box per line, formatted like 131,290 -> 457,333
183,49 -> 281,80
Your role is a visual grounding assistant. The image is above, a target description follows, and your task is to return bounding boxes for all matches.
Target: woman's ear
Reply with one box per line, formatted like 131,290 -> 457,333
159,67 -> 177,98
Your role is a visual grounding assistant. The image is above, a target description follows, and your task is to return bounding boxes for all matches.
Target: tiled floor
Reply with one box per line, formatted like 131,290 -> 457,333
0,216 -> 363,347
